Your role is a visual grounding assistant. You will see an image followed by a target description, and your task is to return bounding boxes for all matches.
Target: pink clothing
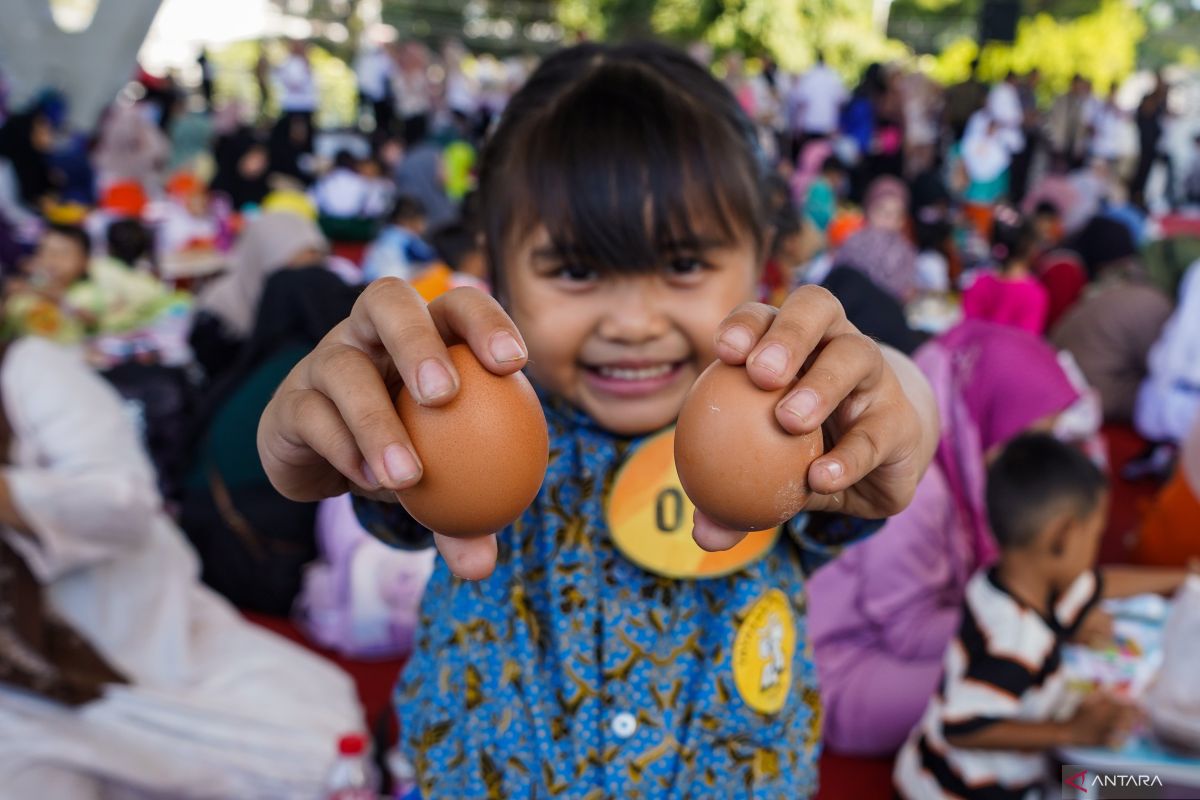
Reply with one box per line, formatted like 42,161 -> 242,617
809,321 -> 1082,756
962,271 -> 1050,334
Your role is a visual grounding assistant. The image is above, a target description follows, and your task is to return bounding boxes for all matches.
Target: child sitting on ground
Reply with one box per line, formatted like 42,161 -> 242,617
360,194 -> 436,283
895,433 -> 1191,799
962,207 -> 1050,334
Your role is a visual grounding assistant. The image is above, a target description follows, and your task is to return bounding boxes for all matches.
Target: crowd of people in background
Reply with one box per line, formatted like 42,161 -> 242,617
0,31 -> 1199,799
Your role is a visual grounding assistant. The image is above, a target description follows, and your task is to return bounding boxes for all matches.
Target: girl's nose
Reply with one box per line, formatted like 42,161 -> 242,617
597,281 -> 671,344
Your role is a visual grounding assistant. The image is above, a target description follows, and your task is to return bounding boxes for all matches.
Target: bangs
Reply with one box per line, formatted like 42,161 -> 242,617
486,55 -> 767,279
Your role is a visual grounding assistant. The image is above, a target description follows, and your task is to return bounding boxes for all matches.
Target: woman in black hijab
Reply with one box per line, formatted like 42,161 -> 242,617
0,109 -> 58,210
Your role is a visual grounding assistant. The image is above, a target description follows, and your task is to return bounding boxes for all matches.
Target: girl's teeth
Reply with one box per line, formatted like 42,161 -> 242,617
597,364 -> 674,381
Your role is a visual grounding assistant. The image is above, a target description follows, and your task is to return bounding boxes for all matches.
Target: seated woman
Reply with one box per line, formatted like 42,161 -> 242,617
808,320 -> 1098,756
1050,256 -> 1173,424
832,176 -> 918,304
182,265 -> 361,615
190,211 -> 327,383
1136,415 -> 1200,567
0,335 -> 362,798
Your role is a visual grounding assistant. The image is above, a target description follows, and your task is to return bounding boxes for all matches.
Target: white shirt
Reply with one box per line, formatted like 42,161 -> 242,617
274,54 -> 318,112
392,69 -> 431,118
986,81 -> 1023,131
354,47 -> 392,102
313,167 -> 393,218
0,338 -> 361,798
788,64 -> 847,135
1090,102 -> 1133,159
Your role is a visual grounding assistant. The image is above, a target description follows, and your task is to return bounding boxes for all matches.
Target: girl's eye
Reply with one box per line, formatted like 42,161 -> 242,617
553,263 -> 598,282
666,257 -> 706,276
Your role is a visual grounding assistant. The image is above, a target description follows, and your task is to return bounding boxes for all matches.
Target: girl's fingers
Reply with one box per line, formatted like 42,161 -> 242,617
691,509 -> 750,552
714,303 -> 778,365
428,287 -> 529,375
342,278 -> 460,407
303,342 -> 424,491
433,531 -> 498,580
774,332 -> 884,435
258,387 -> 369,501
744,285 -> 854,391
807,398 -> 918,502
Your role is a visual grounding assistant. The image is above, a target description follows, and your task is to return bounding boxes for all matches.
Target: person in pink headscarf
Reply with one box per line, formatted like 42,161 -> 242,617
832,175 -> 918,302
808,320 -> 1099,756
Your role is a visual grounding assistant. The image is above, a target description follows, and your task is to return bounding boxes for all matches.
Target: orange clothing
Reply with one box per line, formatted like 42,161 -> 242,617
1135,469 -> 1200,567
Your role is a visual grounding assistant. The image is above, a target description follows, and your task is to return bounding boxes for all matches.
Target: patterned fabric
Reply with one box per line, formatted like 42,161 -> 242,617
360,398 -> 882,799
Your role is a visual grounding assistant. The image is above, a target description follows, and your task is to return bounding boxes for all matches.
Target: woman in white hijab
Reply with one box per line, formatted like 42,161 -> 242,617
0,336 -> 363,799
191,211 -> 327,379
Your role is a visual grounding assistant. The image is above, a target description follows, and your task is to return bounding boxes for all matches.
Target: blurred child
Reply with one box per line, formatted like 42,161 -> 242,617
895,434 -> 1191,799
314,150 -> 393,221
4,224 -> 91,340
803,155 -> 846,233
761,205 -> 805,306
962,207 -> 1049,334
1031,200 -> 1064,253
360,195 -> 436,282
258,42 -> 939,798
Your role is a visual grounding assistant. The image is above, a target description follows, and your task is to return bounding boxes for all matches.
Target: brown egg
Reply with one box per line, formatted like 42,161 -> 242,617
674,360 -> 825,532
396,344 -> 548,537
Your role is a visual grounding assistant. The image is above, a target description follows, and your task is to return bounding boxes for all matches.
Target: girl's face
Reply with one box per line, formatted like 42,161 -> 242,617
503,225 -> 759,436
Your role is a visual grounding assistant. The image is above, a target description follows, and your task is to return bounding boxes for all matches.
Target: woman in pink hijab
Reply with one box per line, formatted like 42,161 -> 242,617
808,320 -> 1096,756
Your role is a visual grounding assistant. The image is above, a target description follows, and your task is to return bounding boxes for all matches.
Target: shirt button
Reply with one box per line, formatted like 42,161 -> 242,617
611,712 -> 637,739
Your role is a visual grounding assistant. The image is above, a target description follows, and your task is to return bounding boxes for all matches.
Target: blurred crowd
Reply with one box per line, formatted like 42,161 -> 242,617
0,33 -> 1199,799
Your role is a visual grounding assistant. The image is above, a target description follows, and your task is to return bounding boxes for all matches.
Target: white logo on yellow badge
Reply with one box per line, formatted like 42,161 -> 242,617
733,589 -> 796,715
605,428 -> 780,580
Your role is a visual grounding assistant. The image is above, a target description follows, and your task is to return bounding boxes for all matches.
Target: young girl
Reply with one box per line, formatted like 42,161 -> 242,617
259,43 -> 939,798
962,207 -> 1050,335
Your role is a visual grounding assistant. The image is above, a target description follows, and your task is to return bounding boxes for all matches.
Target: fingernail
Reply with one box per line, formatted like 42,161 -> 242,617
752,343 -> 789,376
782,388 -> 820,422
361,459 -> 380,489
819,460 -> 844,482
383,444 -> 422,485
417,358 -> 454,401
719,325 -> 754,355
489,331 -> 525,363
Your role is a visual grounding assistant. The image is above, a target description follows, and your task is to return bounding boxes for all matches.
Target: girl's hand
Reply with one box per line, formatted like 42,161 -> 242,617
693,285 -> 939,551
257,278 -> 529,580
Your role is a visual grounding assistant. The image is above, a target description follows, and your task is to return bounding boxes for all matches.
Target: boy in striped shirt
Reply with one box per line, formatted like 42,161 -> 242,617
895,434 -> 1190,799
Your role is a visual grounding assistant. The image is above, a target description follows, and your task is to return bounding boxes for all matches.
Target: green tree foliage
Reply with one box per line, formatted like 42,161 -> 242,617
927,0 -> 1145,94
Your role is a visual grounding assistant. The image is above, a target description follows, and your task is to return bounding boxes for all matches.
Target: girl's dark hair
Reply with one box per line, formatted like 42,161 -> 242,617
990,206 -> 1036,265
478,42 -> 768,292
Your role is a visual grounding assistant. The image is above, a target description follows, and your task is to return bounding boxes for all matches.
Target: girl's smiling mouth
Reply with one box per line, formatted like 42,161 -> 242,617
581,359 -> 690,398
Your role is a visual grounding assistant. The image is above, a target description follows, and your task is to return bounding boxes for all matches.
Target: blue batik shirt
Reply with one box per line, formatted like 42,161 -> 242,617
356,397 -> 881,799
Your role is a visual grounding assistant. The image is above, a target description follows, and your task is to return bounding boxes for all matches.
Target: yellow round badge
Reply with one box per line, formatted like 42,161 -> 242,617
606,428 -> 780,580
732,589 -> 796,715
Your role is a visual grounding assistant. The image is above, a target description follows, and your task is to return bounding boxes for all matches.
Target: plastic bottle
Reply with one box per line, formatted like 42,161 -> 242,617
387,748 -> 420,800
325,733 -> 379,800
